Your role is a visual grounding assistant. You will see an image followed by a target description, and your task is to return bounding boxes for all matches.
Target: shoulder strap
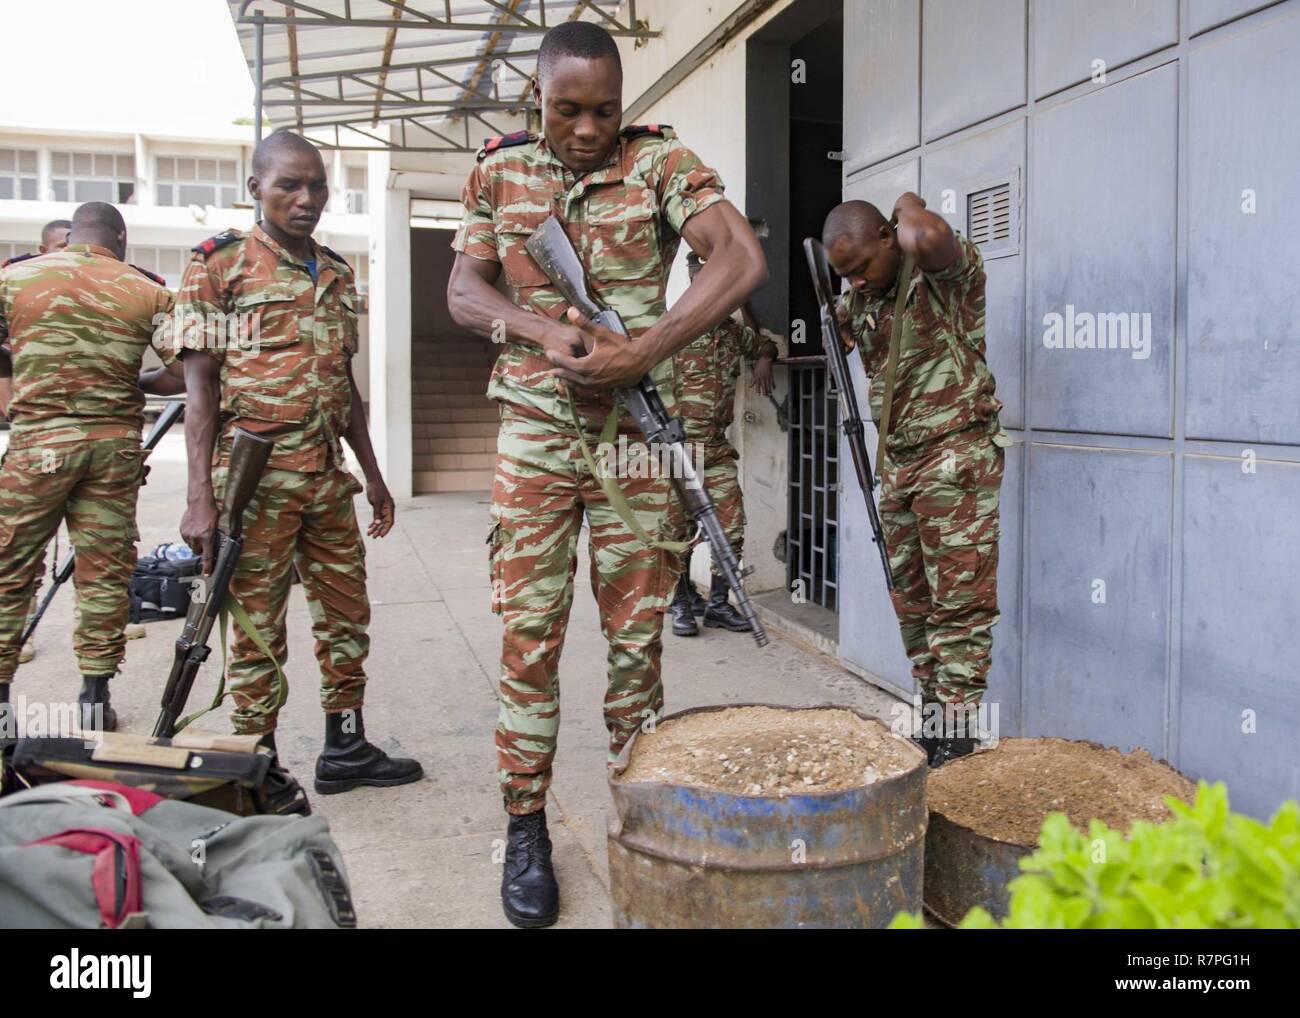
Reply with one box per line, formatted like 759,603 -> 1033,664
192,230 -> 241,257
620,123 -> 671,140
874,253 -> 916,481
130,264 -> 166,286
477,130 -> 534,160
1,252 -> 37,269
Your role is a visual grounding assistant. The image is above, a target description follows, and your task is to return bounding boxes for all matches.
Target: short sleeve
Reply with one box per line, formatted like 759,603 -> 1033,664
451,162 -> 499,263
923,233 -> 983,299
168,253 -> 229,364
649,139 -> 727,236
150,286 -> 178,364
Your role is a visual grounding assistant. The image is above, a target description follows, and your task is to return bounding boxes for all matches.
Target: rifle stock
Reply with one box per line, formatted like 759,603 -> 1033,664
524,217 -> 769,647
803,238 -> 895,591
153,428 -> 273,738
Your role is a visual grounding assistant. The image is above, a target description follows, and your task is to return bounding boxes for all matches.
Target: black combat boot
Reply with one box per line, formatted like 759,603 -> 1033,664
669,570 -> 699,637
702,575 -> 752,632
314,709 -> 424,794
911,700 -> 978,768
78,675 -> 116,733
682,553 -> 707,616
501,808 -> 559,928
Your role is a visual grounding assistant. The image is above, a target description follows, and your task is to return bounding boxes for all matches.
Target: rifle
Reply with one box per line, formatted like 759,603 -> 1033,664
525,217 -> 769,648
19,399 -> 187,646
153,427 -> 273,738
803,238 -> 894,591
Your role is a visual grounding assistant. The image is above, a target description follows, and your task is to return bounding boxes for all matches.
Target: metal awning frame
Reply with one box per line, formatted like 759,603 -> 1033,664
239,1 -> 658,153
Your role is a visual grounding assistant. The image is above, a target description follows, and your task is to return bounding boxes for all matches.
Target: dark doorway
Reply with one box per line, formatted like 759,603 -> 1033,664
746,0 -> 844,611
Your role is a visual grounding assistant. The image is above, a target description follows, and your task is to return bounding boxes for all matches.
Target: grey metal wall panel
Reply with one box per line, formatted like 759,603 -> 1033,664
1028,65 -> 1177,436
922,0 -> 1026,140
843,0 -> 920,168
989,437 -> 1024,735
837,356 -> 917,695
843,159 -> 919,218
921,118 -> 1026,429
1179,455 -> 1300,818
1190,0 -> 1281,34
1033,0 -> 1179,98
1186,10 -> 1300,444
1024,444 -> 1171,753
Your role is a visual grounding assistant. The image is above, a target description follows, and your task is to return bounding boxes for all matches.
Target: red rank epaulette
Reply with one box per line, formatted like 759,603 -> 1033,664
621,124 -> 670,139
477,130 -> 534,160
1,252 -> 37,269
192,229 -> 241,257
131,264 -> 166,286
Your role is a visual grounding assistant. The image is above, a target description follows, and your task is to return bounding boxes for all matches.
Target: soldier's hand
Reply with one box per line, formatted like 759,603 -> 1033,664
365,477 -> 395,538
751,354 -> 776,397
537,320 -> 590,360
181,496 -> 220,575
546,309 -> 649,390
838,324 -> 857,353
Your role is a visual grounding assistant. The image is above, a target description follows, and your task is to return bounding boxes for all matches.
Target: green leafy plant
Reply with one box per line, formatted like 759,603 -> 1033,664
890,781 -> 1300,929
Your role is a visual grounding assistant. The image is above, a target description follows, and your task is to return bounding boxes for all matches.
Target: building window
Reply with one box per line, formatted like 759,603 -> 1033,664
1,242 -> 40,263
155,157 -> 239,209
126,246 -> 188,288
345,166 -> 367,214
0,149 -> 38,201
51,151 -> 136,204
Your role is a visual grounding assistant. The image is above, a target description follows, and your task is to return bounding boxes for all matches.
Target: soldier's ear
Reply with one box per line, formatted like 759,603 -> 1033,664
531,77 -> 542,109
247,175 -> 261,202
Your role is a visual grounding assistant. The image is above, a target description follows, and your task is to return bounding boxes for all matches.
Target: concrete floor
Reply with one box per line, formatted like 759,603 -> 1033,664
5,431 -> 903,928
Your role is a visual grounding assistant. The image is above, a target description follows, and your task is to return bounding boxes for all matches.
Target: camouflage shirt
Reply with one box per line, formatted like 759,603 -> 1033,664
452,126 -> 726,422
0,244 -> 174,441
676,318 -> 776,444
837,234 -> 1002,452
168,224 -> 359,472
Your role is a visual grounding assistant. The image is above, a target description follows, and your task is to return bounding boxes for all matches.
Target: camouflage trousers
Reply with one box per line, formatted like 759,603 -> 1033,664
0,433 -> 142,682
217,463 -> 370,735
878,425 -> 1006,706
489,404 -> 677,815
681,436 -> 745,576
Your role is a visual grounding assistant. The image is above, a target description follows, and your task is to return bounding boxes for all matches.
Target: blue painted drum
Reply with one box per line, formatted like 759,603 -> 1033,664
607,703 -> 928,928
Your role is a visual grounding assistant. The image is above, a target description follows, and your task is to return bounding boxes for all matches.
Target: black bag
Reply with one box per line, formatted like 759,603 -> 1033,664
129,543 -> 201,623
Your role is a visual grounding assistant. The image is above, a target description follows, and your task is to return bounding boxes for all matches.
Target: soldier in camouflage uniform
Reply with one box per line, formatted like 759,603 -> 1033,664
173,131 -> 421,794
0,203 -> 173,731
2,219 -> 73,666
447,22 -> 766,927
825,193 -> 1012,766
669,250 -> 780,637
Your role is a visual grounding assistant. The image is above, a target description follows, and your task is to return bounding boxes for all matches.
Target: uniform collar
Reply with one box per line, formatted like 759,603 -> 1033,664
537,134 -> 626,187
252,221 -> 319,268
64,243 -> 120,260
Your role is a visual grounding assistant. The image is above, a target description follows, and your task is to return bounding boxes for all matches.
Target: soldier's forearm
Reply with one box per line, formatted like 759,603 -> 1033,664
181,353 -> 220,501
342,376 -> 383,484
447,262 -> 552,349
0,377 -> 11,419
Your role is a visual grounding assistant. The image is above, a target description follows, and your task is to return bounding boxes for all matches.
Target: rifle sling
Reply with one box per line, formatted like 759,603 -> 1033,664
874,252 -> 916,482
563,386 -> 688,554
175,596 -> 289,732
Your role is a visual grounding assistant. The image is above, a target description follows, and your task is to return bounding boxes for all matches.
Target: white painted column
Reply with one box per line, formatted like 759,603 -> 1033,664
37,148 -> 52,203
133,134 -> 153,207
366,147 -> 413,497
332,148 -> 346,214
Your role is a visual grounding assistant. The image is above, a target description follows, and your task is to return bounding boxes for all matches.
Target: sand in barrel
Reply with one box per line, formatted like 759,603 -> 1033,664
928,737 -> 1197,845
620,706 -> 919,796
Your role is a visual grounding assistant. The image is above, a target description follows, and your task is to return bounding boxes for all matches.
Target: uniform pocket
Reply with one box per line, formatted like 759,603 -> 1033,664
494,208 -> 551,291
233,391 -> 313,436
234,287 -> 300,351
588,209 -> 659,282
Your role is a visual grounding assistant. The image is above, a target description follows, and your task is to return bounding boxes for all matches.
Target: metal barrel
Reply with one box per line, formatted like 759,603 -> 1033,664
923,809 -> 1030,926
607,703 -> 927,928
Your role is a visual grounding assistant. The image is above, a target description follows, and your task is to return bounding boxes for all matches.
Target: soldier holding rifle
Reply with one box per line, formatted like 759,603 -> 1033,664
447,21 -> 766,927
822,193 -> 1011,766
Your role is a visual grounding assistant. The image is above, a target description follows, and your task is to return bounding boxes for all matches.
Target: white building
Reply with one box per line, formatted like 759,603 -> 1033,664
0,122 -> 373,394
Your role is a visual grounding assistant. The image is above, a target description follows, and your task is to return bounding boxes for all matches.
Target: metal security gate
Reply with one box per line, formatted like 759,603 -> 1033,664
786,358 -> 840,611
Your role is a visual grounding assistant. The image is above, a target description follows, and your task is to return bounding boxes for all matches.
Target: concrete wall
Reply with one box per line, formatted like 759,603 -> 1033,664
619,0 -> 799,594
837,0 -> 1299,819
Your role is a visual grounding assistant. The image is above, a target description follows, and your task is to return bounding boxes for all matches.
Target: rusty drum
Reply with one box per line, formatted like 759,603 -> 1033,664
607,704 -> 927,928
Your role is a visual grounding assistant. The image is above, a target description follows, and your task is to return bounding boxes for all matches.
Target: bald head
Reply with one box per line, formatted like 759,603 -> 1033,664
251,130 -> 322,178
70,202 -> 127,259
40,219 -> 72,253
822,200 -> 889,248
